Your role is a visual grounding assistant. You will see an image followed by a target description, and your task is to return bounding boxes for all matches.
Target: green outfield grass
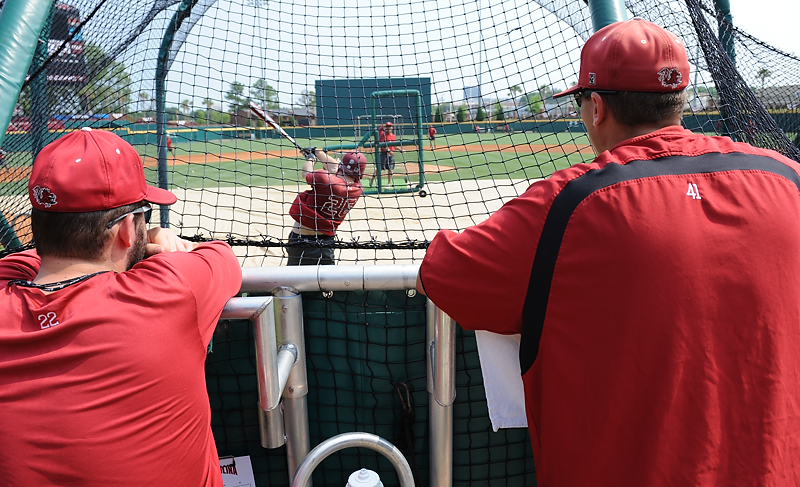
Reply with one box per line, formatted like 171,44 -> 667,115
139,131 -> 595,191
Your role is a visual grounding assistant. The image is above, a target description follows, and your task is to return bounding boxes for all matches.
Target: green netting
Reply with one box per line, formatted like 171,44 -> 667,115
2,0 -> 800,264
208,290 -> 536,486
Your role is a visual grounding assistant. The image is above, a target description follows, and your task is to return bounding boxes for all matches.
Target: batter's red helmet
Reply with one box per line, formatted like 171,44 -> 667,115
339,151 -> 367,179
385,121 -> 393,127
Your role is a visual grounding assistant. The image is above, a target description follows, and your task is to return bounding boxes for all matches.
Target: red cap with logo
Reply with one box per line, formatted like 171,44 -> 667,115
554,18 -> 690,99
385,122 -> 393,127
29,127 -> 177,212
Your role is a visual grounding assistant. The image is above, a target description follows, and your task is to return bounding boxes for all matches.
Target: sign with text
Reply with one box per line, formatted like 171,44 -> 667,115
220,455 -> 256,487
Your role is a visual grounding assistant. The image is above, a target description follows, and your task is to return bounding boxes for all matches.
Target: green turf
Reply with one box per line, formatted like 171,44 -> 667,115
140,132 -> 595,191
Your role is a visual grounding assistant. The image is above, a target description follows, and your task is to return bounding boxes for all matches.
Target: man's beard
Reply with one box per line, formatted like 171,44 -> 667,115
125,219 -> 148,270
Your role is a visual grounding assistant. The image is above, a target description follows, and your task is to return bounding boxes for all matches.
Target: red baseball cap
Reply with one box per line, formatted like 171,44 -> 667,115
385,122 -> 393,127
554,18 -> 690,99
29,127 -> 177,212
339,151 -> 367,179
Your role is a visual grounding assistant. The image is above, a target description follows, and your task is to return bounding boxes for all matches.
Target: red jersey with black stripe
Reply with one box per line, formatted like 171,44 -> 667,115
419,126 -> 800,486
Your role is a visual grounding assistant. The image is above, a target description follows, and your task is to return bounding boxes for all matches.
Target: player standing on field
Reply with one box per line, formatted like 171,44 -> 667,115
0,128 -> 242,486
428,124 -> 437,151
369,121 -> 404,187
287,148 -> 366,265
417,18 -> 800,485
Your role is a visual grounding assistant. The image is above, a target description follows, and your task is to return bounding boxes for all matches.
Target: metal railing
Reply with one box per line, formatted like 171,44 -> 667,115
220,265 -> 456,487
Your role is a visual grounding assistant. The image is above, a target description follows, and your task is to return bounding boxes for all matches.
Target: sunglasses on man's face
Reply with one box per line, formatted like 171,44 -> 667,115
106,203 -> 152,229
573,89 -> 618,108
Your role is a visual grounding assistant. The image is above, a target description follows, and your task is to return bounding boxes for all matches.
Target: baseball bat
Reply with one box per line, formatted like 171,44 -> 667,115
249,101 -> 305,154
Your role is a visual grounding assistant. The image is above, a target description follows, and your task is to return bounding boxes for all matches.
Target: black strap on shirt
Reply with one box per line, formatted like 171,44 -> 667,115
8,271 -> 110,292
519,152 -> 800,375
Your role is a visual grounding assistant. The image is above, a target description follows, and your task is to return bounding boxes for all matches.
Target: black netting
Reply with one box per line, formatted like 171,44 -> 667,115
5,0 -> 797,263
4,0 -> 798,485
208,290 -> 536,486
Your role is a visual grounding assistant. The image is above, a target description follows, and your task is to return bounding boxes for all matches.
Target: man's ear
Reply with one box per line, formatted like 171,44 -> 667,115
590,91 -> 607,128
112,215 -> 136,249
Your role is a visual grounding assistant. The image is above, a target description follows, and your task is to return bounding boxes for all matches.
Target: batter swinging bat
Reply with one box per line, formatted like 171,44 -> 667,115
248,101 -> 310,156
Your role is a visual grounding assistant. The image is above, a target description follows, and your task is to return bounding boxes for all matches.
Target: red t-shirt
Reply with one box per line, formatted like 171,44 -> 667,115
0,242 -> 242,486
428,127 -> 436,137
420,126 -> 800,485
380,131 -> 397,153
289,170 -> 363,236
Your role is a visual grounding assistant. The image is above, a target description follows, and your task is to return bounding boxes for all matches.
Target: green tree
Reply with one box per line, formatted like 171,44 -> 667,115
296,89 -> 316,112
456,105 -> 467,122
78,43 -> 132,113
525,92 -> 543,114
250,78 -> 279,108
757,68 -> 772,90
180,99 -> 192,121
166,106 -> 181,122
509,85 -> 522,102
226,81 -> 248,113
494,102 -> 505,121
433,106 -> 443,123
201,97 -> 214,125
139,91 -> 151,114
475,106 -> 486,122
538,85 -> 554,101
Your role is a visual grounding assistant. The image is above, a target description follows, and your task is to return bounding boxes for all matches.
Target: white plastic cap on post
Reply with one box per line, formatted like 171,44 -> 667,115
345,468 -> 384,487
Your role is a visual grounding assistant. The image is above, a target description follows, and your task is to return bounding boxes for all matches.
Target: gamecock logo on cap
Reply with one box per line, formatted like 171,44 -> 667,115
32,185 -> 57,208
658,67 -> 682,89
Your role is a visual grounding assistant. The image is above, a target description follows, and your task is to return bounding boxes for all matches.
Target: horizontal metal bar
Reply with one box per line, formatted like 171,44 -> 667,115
220,296 -> 273,320
241,265 -> 420,294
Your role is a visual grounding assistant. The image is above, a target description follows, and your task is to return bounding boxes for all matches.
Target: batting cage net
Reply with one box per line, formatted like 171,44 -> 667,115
2,0 -> 799,486
2,0 -> 799,265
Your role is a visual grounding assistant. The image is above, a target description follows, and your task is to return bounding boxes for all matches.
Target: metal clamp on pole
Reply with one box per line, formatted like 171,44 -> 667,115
291,432 -> 415,487
426,300 -> 455,487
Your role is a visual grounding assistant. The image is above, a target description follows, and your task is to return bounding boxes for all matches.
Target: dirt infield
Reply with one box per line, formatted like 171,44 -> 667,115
0,166 -> 32,185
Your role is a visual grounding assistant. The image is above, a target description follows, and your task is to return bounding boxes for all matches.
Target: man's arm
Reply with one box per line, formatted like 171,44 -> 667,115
146,227 -> 197,255
313,149 -> 340,174
416,271 -> 426,296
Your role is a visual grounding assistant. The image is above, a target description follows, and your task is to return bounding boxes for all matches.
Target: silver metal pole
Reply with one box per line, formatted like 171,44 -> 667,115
291,432 -> 415,487
221,297 -> 290,449
274,288 -> 311,483
254,301 -> 280,411
240,265 -> 420,294
427,300 -> 455,487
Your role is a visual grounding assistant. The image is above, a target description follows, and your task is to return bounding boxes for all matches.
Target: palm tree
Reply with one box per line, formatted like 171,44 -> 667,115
180,99 -> 192,122
756,68 -> 772,90
138,91 -> 150,116
201,97 -> 214,125
509,85 -> 523,119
